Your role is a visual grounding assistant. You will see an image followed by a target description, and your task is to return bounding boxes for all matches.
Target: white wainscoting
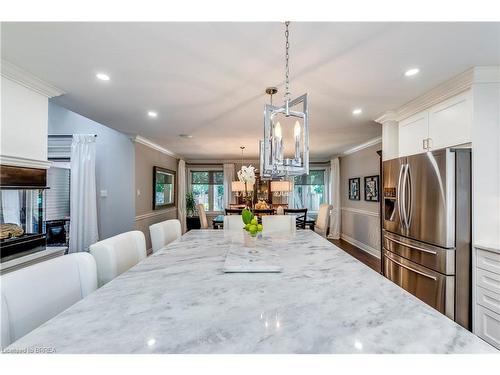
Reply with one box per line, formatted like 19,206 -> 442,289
341,207 -> 381,259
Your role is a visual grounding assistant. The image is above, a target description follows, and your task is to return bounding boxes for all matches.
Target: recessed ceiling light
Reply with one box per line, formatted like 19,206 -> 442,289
352,108 -> 363,116
96,73 -> 110,81
179,134 -> 193,139
147,111 -> 158,118
404,68 -> 420,77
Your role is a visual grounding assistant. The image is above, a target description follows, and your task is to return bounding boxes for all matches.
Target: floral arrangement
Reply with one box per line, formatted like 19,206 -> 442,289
237,165 -> 256,186
237,165 -> 256,207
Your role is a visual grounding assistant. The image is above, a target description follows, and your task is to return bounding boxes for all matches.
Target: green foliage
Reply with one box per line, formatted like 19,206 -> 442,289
241,208 -> 254,225
185,192 -> 196,217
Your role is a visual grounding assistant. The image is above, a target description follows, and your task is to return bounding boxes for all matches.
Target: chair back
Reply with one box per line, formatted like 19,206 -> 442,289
262,215 -> 296,233
284,208 -> 308,229
223,215 -> 244,231
225,208 -> 242,215
197,204 -> 209,229
253,209 -> 276,216
314,204 -> 332,237
315,204 -> 332,229
149,219 -> 182,253
89,230 -> 146,287
1,253 -> 97,348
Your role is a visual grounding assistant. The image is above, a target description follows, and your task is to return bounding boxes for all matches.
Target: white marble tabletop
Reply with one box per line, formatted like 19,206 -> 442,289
5,230 -> 497,354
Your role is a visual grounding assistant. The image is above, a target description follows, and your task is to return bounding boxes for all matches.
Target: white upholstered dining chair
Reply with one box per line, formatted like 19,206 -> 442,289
223,215 -> 243,231
314,203 -> 332,238
1,253 -> 97,349
197,204 -> 209,229
149,219 -> 182,253
262,215 -> 296,233
89,230 -> 147,287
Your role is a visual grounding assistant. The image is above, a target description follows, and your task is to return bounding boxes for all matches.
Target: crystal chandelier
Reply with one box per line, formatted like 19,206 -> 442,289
260,21 -> 309,178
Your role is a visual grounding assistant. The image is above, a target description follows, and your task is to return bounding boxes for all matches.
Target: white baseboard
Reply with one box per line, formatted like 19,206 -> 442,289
340,233 -> 381,259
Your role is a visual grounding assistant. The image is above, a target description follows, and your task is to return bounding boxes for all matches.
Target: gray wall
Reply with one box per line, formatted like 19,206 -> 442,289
135,142 -> 178,251
340,143 -> 382,258
48,102 -> 135,240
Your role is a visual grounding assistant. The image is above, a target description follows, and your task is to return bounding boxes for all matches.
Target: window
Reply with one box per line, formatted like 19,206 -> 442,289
46,165 -> 70,221
293,170 -> 326,212
190,171 -> 224,212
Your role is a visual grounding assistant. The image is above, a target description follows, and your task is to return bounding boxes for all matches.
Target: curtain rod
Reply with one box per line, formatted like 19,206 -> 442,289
48,134 -> 98,138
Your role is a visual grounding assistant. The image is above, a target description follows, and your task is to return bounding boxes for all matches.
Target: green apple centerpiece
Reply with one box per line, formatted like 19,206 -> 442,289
241,208 -> 263,237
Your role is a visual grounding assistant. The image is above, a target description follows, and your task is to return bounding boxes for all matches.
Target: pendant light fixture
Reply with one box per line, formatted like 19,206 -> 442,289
261,21 -> 309,177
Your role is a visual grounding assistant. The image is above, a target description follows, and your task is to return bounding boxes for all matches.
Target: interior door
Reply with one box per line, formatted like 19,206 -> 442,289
405,149 -> 455,248
382,157 -> 406,236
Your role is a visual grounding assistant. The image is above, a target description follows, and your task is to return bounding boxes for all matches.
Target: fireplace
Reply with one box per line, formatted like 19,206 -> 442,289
0,165 -> 48,262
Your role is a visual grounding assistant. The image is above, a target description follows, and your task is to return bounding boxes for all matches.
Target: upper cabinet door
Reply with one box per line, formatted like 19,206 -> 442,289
428,90 -> 472,150
399,111 -> 429,157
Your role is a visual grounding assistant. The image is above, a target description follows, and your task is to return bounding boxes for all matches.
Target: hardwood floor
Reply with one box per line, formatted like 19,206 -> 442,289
329,238 -> 382,273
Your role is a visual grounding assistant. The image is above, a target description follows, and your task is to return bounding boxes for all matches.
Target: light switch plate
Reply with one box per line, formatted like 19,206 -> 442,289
100,190 -> 108,198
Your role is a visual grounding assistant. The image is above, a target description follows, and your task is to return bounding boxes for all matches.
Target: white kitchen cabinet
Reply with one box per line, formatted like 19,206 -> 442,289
475,247 -> 500,349
398,90 -> 472,157
476,305 -> 500,349
398,111 -> 429,157
428,90 -> 472,150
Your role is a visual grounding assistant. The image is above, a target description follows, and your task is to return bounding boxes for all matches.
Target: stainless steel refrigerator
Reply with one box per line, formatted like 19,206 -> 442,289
382,148 -> 471,329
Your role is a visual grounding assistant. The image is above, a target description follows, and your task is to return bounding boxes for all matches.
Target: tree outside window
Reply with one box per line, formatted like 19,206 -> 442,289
293,170 -> 325,212
191,171 -> 224,212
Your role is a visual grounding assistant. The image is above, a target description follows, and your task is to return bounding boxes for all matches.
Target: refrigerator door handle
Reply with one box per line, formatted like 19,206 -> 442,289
385,254 -> 438,280
405,163 -> 412,229
397,163 -> 405,228
401,163 -> 409,230
384,235 -> 438,255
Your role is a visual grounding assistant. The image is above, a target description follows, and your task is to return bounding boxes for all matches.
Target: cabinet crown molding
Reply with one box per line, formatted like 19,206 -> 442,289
374,66 -> 500,123
1,60 -> 65,98
375,111 -> 398,124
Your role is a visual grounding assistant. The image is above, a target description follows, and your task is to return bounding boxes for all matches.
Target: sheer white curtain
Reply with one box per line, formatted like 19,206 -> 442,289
287,177 -> 295,208
223,163 -> 235,208
69,135 -> 98,253
177,159 -> 187,233
328,157 -> 341,239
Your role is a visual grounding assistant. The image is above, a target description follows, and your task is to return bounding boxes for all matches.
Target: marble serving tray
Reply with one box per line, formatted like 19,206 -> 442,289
223,241 -> 283,273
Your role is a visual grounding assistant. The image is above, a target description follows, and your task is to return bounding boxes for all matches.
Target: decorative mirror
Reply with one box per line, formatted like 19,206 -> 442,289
153,167 -> 176,210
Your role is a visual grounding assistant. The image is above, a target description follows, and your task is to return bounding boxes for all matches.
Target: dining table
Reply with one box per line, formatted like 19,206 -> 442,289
5,229 -> 497,354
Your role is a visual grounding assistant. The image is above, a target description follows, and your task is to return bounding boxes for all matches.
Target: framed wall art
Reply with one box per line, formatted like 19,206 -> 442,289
364,175 -> 380,202
348,177 -> 360,200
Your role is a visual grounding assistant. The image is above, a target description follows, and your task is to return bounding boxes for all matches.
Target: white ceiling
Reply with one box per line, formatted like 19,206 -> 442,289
2,22 -> 499,160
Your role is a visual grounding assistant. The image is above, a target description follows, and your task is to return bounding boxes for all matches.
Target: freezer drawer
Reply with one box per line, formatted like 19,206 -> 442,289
383,249 -> 455,319
383,230 -> 455,274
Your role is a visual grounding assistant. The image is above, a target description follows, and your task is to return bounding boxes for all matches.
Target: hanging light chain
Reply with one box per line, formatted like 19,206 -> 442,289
284,21 -> 290,103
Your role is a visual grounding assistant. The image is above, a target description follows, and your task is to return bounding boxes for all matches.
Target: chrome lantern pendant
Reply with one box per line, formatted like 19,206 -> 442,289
261,21 -> 309,178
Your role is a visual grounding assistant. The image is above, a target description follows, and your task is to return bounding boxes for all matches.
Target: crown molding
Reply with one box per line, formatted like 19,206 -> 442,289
1,60 -> 65,98
133,135 -> 179,159
341,137 -> 382,156
375,111 -> 398,124
374,66 -> 500,124
0,155 -> 52,169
